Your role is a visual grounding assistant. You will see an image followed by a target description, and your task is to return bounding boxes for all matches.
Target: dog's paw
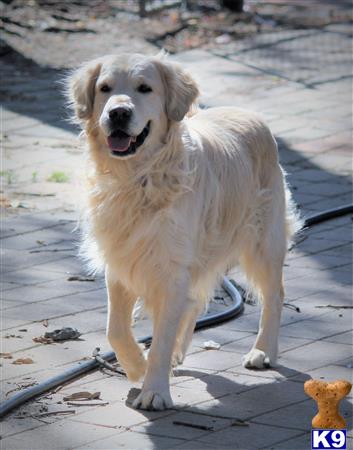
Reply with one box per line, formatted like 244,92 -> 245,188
172,349 -> 185,367
242,348 -> 272,369
132,389 -> 173,411
123,354 -> 147,382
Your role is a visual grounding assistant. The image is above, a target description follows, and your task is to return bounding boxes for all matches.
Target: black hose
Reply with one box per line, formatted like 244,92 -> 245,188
0,276 -> 243,419
1,203 -> 352,419
304,204 -> 353,227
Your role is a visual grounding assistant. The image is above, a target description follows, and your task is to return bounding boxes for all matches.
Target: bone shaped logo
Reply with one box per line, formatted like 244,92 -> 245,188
304,379 -> 352,429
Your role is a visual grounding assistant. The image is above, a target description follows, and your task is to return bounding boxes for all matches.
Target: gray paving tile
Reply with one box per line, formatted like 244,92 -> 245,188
265,432 -> 311,450
1,418 -> 119,450
297,182 -> 352,198
322,330 -> 353,345
133,410 -> 232,441
298,237 -> 348,255
195,421 -> 302,449
31,257 -> 87,275
2,292 -> 105,328
0,299 -> 26,310
285,272 -> 352,302
222,334 -> 312,355
173,370 -> 276,397
182,349 -> 243,372
186,379 -> 307,421
279,313 -> 352,340
324,242 -> 353,258
222,310 -> 261,333
0,415 -> 44,440
278,340 -> 352,372
2,268 -> 77,287
2,251 -> 79,274
291,363 -> 353,384
2,279 -> 103,304
226,364 -> 305,382
255,397 -> 353,431
71,401 -> 172,429
73,430 -> 185,449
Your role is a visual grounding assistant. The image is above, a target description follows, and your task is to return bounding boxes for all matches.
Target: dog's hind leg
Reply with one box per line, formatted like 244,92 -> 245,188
106,267 -> 146,382
133,269 -> 190,410
241,260 -> 285,369
240,183 -> 287,369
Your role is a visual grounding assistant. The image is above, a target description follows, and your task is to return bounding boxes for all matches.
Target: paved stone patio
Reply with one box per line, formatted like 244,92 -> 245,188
1,20 -> 352,450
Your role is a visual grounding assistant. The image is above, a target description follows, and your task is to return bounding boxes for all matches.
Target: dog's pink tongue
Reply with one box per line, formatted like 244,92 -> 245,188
107,135 -> 132,152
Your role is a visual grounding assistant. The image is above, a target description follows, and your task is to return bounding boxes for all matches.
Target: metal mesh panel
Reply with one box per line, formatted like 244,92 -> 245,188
211,25 -> 352,87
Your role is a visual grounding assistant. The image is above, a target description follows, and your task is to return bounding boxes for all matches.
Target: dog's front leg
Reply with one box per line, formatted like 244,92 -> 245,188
132,271 -> 189,410
106,266 -> 146,382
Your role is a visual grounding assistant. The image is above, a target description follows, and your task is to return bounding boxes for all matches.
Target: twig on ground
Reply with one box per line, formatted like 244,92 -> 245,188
315,305 -> 352,309
172,420 -> 214,431
13,192 -> 55,197
36,410 -> 76,417
67,276 -> 95,282
66,401 -> 109,407
93,347 -> 126,376
6,382 -> 38,397
29,248 -> 74,253
231,419 -> 249,427
63,391 -> 101,401
30,414 -> 51,424
283,303 -> 301,312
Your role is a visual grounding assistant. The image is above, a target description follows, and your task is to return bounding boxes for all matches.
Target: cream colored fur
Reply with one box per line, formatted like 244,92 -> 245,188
68,53 -> 300,411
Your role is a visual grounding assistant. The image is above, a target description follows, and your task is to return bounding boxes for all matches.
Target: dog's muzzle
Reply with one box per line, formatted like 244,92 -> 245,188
107,121 -> 151,158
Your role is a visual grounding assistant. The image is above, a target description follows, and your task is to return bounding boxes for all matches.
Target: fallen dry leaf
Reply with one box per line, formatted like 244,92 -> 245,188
12,358 -> 34,365
63,391 -> 101,401
43,319 -> 49,327
36,410 -> 75,417
0,352 -> 13,359
66,401 -> 108,407
5,334 -> 23,339
33,336 -> 53,344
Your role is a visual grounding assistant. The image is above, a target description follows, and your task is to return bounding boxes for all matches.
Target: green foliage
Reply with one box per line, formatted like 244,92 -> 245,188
0,170 -> 17,185
47,171 -> 69,183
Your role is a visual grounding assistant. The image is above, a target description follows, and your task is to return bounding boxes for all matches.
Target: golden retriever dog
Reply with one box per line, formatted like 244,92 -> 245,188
68,53 -> 300,410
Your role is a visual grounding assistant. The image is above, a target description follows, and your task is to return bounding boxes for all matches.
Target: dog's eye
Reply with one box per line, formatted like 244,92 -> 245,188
137,84 -> 152,94
100,84 -> 111,93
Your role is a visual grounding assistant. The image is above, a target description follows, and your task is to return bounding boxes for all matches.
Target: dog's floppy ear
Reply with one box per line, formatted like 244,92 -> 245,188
68,59 -> 102,122
155,58 -> 199,122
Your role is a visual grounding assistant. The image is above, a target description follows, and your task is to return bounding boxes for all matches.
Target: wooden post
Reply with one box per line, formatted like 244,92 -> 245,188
221,0 -> 244,13
139,0 -> 146,17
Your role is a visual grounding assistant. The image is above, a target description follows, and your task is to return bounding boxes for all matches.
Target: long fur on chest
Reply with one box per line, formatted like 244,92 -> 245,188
80,122 -> 194,297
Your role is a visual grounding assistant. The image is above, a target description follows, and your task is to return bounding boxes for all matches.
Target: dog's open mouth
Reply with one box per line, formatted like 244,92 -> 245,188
107,122 -> 151,157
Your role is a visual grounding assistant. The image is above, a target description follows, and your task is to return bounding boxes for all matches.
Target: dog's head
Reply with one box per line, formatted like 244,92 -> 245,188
68,53 -> 199,159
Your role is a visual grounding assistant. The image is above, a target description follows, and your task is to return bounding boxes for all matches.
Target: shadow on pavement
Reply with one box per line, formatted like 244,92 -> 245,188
1,40 -> 75,133
126,366 -> 352,448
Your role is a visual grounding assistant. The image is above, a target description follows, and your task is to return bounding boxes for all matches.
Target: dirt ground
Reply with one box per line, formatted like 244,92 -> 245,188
2,0 -> 352,69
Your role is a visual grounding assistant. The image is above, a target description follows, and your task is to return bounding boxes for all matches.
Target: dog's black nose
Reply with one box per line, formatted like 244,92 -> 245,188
108,106 -> 132,124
